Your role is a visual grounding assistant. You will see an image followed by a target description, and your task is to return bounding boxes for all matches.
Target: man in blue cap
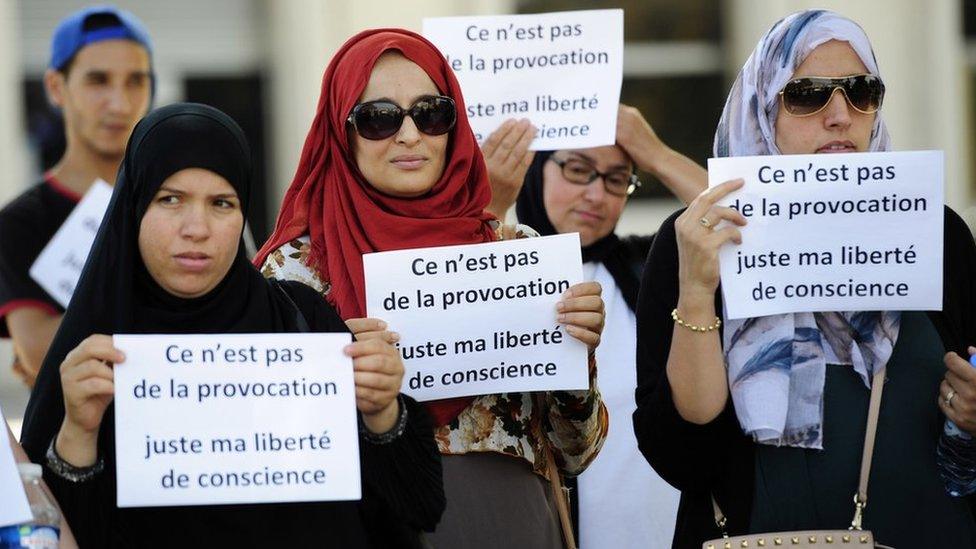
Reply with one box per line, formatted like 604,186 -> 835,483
0,6 -> 153,386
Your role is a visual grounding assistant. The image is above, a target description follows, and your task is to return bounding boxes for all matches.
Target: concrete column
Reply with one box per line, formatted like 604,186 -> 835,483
726,0 -> 971,209
0,0 -> 29,434
0,0 -> 28,204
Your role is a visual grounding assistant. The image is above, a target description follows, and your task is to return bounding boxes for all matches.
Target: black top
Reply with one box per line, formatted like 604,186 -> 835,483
634,206 -> 976,548
41,281 -> 444,549
0,176 -> 78,336
20,104 -> 444,548
751,311 -> 976,546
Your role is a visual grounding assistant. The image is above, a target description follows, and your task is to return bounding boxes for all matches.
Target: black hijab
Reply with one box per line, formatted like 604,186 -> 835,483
515,150 -> 649,312
21,103 -> 309,460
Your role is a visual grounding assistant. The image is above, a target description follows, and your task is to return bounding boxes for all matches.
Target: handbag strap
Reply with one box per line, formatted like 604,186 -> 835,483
543,440 -> 578,549
712,368 -> 887,534
852,368 -> 886,528
533,394 -> 577,549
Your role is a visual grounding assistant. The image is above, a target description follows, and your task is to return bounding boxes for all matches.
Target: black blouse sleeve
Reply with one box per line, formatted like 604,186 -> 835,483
360,396 -> 445,532
632,209 -> 751,493
934,207 -> 976,357
932,208 -> 976,516
40,428 -> 119,549
282,281 -> 445,532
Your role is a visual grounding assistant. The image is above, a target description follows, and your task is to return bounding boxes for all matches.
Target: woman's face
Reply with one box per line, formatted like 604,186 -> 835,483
351,52 -> 449,198
542,145 -> 632,247
774,40 -> 875,154
138,168 -> 243,298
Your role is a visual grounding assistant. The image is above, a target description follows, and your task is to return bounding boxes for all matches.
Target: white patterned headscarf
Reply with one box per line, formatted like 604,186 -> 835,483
717,10 -> 900,449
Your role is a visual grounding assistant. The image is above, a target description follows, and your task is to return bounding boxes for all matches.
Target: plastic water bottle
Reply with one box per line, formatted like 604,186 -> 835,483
937,354 -> 976,497
0,463 -> 60,548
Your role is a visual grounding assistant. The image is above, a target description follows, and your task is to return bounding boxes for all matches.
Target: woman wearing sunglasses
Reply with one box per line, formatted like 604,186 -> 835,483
256,29 -> 608,548
482,105 -> 706,549
634,10 -> 976,548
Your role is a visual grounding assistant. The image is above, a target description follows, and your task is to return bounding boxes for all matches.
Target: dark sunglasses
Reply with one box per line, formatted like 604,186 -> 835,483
346,95 -> 457,140
550,156 -> 641,197
779,74 -> 885,117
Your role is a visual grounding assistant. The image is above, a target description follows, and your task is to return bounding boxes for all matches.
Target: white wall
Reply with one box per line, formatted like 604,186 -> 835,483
0,0 -> 28,436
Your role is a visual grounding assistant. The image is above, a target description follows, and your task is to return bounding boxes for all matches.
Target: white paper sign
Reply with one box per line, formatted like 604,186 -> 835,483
30,180 -> 112,307
708,151 -> 944,319
423,10 -> 623,150
364,233 -> 589,401
113,333 -> 360,507
0,409 -> 32,528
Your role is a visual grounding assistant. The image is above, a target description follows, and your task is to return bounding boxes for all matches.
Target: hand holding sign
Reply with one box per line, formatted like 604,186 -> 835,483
364,233 -> 593,401
557,280 -> 605,354
345,337 -> 404,433
345,318 -> 399,344
675,180 -> 748,297
708,150 -> 944,319
940,348 -> 976,436
56,334 -> 124,467
112,333 -> 360,507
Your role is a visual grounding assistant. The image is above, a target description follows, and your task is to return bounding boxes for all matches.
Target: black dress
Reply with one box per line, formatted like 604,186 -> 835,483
750,312 -> 976,546
41,281 -> 443,548
634,206 -> 976,548
20,104 -> 444,548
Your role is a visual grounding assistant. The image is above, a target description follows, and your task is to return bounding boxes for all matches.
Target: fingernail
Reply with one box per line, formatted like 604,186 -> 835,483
556,301 -> 565,312
390,332 -> 400,342
558,313 -> 566,322
378,321 -> 387,329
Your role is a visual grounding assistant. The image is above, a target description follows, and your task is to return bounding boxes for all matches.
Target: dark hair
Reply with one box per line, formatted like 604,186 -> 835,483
58,12 -> 126,76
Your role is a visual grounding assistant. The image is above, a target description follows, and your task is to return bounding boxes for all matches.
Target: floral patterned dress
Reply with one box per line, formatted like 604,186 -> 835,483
261,223 -> 608,480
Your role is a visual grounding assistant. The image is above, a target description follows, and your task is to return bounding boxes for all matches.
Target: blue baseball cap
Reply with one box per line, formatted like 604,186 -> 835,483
49,5 -> 153,71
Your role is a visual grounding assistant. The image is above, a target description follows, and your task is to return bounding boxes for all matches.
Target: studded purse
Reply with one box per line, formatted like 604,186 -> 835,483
703,369 -> 894,549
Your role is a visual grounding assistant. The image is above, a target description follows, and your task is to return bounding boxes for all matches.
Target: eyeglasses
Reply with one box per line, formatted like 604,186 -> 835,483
779,74 -> 885,117
550,156 -> 641,197
346,95 -> 457,140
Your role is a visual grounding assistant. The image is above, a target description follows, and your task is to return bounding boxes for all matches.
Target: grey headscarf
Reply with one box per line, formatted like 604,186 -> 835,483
717,10 -> 900,449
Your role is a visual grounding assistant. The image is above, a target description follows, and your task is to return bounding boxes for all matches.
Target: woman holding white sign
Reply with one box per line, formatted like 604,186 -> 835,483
257,29 -> 608,549
634,10 -> 976,548
20,103 -> 444,548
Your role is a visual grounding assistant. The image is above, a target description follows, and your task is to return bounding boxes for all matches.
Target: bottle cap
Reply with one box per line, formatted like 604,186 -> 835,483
17,462 -> 43,479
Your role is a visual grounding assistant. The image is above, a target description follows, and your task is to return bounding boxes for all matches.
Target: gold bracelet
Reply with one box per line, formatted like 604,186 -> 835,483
671,308 -> 721,332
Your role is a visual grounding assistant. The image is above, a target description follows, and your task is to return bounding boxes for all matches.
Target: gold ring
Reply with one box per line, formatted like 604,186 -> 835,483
699,217 -> 713,229
946,389 -> 956,407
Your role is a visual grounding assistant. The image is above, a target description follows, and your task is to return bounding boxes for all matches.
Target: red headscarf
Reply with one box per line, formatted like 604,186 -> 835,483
256,29 -> 496,425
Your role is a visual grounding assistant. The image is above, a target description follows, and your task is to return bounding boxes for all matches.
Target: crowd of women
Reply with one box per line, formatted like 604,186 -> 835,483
2,6 -> 975,549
